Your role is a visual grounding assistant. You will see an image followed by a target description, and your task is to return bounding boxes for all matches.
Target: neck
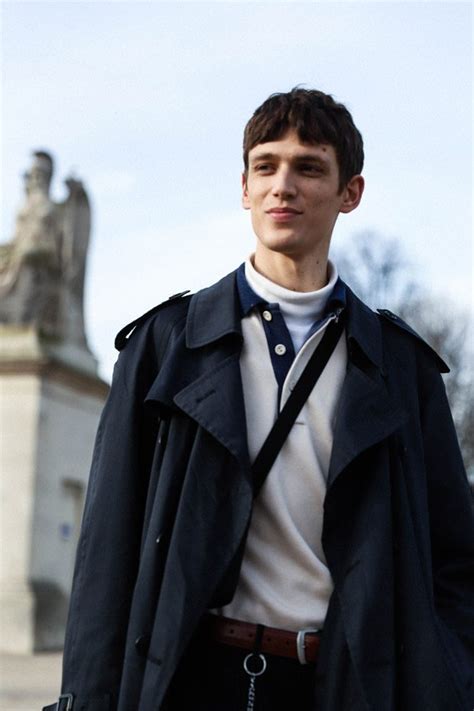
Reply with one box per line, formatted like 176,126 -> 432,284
253,246 -> 330,292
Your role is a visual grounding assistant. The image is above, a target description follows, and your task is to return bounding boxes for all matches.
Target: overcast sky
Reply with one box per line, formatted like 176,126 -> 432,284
1,1 -> 472,380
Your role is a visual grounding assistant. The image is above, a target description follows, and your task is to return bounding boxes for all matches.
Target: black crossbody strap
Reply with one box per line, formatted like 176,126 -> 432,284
252,315 -> 345,498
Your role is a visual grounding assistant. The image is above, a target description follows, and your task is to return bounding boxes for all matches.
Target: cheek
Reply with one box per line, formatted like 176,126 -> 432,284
248,192 -> 266,213
310,191 -> 337,211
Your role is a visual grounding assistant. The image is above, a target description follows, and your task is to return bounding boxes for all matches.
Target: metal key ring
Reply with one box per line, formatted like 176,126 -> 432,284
243,653 -> 267,677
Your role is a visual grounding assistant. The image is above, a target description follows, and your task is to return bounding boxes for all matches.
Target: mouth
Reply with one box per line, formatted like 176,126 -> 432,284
266,207 -> 302,222
267,207 -> 302,215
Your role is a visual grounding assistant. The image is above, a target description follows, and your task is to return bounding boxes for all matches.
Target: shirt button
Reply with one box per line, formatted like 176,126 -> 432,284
274,344 -> 286,356
262,310 -> 273,322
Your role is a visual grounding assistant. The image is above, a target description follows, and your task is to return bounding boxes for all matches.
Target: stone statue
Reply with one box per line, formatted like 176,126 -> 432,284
0,151 -> 92,356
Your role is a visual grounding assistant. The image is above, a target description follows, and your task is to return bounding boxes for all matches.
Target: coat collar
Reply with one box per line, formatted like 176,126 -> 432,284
186,271 -> 242,348
147,270 -> 250,470
187,270 -> 385,374
344,285 -> 384,373
149,269 -> 407,483
327,285 -> 408,487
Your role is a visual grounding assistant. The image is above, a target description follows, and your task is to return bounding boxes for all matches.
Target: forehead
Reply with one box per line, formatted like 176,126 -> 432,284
248,130 -> 337,164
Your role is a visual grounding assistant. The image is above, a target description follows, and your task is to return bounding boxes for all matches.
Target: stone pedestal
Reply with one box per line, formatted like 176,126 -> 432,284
0,325 -> 109,652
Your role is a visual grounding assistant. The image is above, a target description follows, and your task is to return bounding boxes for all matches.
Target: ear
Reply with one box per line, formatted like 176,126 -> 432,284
242,172 -> 251,210
339,175 -> 365,214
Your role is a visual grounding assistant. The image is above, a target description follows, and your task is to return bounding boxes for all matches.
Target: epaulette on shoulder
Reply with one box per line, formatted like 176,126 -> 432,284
114,290 -> 191,352
377,308 -> 449,373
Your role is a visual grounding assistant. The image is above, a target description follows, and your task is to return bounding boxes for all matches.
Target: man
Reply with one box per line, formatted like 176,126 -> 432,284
45,88 -> 474,711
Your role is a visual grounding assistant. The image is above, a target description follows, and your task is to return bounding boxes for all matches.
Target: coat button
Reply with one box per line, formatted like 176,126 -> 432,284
274,344 -> 286,356
135,635 -> 151,656
262,310 -> 273,322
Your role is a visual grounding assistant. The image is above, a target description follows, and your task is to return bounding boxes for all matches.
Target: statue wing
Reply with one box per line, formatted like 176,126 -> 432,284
59,178 -> 91,301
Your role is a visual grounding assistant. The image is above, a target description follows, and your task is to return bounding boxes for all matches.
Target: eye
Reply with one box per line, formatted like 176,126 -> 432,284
254,163 -> 274,174
299,163 -> 323,175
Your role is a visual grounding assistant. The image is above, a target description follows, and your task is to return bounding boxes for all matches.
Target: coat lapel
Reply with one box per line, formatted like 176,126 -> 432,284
327,289 -> 408,488
324,291 -> 408,710
174,353 -> 250,471
146,278 -> 408,486
145,270 -> 250,471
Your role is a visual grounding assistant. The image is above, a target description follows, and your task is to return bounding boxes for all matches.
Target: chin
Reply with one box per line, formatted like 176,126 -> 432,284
258,233 -> 309,256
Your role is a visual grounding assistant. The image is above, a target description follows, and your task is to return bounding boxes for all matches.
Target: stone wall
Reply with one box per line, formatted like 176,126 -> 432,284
0,326 -> 109,652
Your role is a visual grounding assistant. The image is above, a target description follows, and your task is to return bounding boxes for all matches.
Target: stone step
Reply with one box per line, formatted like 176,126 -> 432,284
0,653 -> 62,710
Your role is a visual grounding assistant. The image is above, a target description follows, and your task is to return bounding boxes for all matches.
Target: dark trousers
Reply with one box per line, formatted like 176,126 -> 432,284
164,635 -> 317,711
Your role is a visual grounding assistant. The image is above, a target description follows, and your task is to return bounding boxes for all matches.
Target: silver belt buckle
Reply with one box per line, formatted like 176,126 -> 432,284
296,627 -> 319,665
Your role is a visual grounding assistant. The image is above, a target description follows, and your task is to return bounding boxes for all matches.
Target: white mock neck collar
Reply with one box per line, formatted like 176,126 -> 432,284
244,256 -> 338,321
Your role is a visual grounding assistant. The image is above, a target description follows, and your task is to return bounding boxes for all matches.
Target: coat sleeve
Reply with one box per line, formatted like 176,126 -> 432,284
419,356 -> 474,699
56,321 -> 162,709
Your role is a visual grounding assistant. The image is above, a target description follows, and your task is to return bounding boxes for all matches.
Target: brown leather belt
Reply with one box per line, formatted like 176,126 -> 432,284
202,614 -> 321,665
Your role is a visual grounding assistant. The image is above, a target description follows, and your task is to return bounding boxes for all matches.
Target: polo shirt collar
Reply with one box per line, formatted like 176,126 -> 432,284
236,261 -> 346,319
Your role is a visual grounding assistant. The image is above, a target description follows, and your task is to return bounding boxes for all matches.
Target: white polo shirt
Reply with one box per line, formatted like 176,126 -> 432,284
215,258 -> 348,631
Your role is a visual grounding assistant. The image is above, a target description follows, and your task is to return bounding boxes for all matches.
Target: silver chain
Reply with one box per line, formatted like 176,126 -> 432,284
243,653 -> 267,711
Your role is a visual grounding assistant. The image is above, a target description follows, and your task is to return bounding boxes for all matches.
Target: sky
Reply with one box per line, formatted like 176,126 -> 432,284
1,1 -> 472,381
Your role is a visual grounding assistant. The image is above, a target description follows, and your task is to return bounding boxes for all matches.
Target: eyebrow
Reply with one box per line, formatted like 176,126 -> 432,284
249,152 -> 278,163
249,151 -> 330,165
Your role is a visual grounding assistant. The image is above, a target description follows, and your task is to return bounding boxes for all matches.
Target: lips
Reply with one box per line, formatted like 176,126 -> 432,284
266,207 -> 302,223
267,207 -> 302,214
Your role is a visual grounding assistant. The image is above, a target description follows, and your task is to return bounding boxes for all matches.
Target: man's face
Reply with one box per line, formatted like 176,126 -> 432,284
242,130 -> 362,261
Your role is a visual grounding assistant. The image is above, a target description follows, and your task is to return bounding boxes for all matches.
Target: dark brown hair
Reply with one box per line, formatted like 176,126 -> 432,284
243,87 -> 364,191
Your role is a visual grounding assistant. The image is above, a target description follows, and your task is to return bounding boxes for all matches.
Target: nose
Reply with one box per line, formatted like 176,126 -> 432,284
271,166 -> 297,199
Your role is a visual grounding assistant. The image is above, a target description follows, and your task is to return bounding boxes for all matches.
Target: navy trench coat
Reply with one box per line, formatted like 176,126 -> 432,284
49,270 -> 474,711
